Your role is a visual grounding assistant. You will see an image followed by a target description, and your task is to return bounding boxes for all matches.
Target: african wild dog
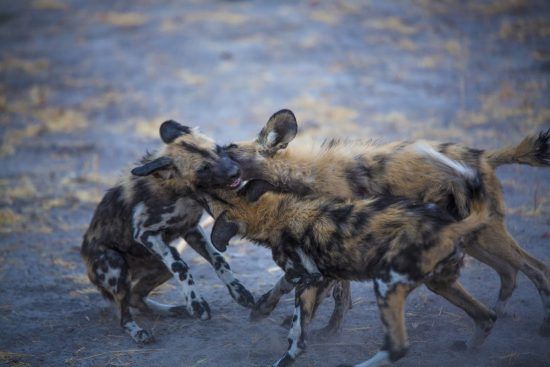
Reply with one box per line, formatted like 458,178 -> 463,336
81,120 -> 254,343
197,178 -> 494,367
224,109 -> 550,336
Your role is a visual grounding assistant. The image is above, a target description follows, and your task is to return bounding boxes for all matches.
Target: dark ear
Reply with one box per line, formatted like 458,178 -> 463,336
257,109 -> 297,155
160,120 -> 192,144
239,179 -> 277,202
211,211 -> 239,252
131,156 -> 173,176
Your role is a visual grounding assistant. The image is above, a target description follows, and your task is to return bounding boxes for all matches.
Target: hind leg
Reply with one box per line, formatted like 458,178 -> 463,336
272,283 -> 320,367
280,279 -> 337,330
520,260 -> 550,336
250,275 -> 295,321
280,280 -> 333,329
465,243 -> 517,317
469,224 -> 550,333
129,266 -> 192,318
425,279 -> 496,350
339,278 -> 416,367
89,248 -> 154,344
252,251 -> 325,322
311,280 -> 353,339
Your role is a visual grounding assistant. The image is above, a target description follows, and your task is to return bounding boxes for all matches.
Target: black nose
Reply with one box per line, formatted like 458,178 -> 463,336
220,157 -> 240,179
228,163 -> 240,179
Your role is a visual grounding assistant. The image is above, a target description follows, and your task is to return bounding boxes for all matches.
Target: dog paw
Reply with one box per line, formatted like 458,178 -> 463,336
272,353 -> 295,367
133,329 -> 155,345
227,280 -> 255,308
191,297 -> 211,320
250,291 -> 276,322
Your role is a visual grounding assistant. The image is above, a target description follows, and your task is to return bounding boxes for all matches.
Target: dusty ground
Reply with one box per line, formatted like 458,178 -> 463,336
0,0 -> 549,366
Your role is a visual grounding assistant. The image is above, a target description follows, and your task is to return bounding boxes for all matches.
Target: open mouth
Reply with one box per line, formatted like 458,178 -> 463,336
228,177 -> 242,190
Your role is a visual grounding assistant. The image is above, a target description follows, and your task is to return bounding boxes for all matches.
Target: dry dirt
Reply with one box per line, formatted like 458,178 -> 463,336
0,1 -> 549,366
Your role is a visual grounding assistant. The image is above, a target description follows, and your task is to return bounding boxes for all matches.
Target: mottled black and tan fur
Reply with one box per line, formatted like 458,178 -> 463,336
199,179 -> 493,367
81,120 -> 253,344
225,109 -> 550,336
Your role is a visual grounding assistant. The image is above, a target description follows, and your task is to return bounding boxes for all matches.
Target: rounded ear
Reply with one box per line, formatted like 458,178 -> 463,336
131,156 -> 173,176
160,120 -> 191,144
257,109 -> 297,155
211,211 -> 239,252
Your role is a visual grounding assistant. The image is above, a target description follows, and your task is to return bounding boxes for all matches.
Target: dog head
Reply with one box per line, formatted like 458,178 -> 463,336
131,120 -> 242,192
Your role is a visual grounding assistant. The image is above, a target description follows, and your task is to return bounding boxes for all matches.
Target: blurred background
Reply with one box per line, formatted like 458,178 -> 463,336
0,1 -> 549,366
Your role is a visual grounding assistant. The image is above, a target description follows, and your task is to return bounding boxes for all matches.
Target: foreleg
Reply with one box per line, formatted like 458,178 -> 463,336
184,226 -> 255,308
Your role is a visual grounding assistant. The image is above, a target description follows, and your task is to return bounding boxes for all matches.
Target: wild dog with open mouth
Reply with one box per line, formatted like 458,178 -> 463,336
81,120 -> 254,343
224,109 -> 550,336
197,178 -> 493,367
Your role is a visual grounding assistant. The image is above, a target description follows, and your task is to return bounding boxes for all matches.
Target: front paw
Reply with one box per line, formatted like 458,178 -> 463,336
133,329 -> 155,345
250,291 -> 276,322
227,280 -> 255,308
190,297 -> 211,320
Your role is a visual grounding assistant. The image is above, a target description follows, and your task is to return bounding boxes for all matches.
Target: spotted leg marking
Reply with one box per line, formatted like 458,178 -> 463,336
89,248 -> 155,344
250,275 -> 295,321
251,250 -> 322,321
141,233 -> 210,320
281,279 -> 333,329
250,255 -> 307,322
280,248 -> 323,286
184,226 -> 255,308
272,284 -> 318,367
339,272 -> 417,367
312,280 -> 352,339
294,248 -> 323,285
124,320 -> 155,344
132,203 -> 210,320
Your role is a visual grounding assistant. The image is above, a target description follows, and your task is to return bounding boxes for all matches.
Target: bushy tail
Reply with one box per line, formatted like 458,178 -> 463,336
485,129 -> 550,169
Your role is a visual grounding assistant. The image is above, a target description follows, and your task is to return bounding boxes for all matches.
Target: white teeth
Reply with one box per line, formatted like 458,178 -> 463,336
236,180 -> 249,191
